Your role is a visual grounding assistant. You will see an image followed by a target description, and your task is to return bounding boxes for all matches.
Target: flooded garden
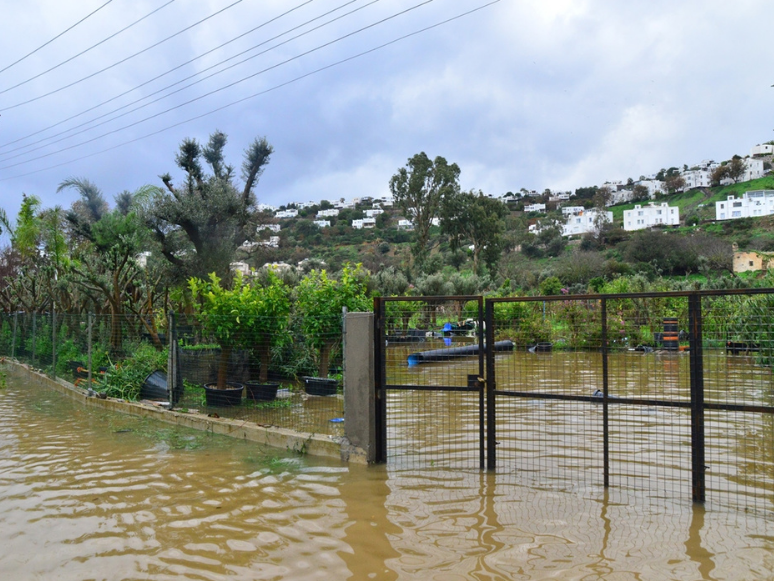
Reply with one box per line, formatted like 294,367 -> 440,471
2,364 -> 774,580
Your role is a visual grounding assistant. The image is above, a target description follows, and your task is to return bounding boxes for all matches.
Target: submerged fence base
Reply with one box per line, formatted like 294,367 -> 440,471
5,361 -> 367,463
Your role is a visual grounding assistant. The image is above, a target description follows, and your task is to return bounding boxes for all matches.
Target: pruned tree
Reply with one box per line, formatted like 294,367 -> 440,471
148,130 -> 273,283
631,184 -> 650,202
389,152 -> 460,268
665,175 -> 686,193
727,155 -> 746,183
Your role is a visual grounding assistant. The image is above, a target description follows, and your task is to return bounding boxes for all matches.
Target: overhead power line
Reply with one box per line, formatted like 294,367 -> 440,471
0,0 -> 358,156
0,0 -> 116,76
0,0 -> 378,162
0,0 -> 501,182
0,0 -> 176,95
0,0 -> 244,111
0,0 -> 433,171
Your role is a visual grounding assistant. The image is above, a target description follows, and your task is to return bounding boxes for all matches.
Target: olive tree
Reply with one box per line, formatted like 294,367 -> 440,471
148,130 -> 273,283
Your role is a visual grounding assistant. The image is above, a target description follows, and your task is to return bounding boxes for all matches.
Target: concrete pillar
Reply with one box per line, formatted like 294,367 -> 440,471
342,312 -> 375,463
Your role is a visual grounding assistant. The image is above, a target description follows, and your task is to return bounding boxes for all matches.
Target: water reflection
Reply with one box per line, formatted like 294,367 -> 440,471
1,372 -> 773,579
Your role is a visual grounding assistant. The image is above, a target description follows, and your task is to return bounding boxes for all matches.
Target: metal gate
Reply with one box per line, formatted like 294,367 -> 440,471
374,296 -> 485,468
375,289 -> 774,511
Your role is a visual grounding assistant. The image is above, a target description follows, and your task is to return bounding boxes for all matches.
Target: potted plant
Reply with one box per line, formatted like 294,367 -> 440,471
243,269 -> 290,402
295,264 -> 370,395
189,271 -> 258,406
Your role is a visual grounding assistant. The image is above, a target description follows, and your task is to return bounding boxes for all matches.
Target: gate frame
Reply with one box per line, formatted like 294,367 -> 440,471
374,295 -> 485,466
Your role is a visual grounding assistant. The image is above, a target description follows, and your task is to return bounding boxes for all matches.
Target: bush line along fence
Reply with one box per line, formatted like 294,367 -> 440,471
0,311 -> 346,437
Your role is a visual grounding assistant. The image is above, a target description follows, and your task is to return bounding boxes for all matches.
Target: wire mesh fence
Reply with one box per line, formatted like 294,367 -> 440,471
172,312 -> 344,436
376,289 -> 774,515
0,310 -> 345,437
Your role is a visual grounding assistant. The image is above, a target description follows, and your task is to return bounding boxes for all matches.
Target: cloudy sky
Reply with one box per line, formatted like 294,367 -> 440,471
0,0 -> 772,235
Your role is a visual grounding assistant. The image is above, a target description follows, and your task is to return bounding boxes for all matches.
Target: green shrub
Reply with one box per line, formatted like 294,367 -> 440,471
98,343 -> 168,400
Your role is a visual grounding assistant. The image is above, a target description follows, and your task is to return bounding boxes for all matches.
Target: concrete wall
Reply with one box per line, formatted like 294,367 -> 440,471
342,312 -> 376,463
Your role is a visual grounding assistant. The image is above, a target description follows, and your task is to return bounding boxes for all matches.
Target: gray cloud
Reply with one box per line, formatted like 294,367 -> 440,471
0,0 -> 771,235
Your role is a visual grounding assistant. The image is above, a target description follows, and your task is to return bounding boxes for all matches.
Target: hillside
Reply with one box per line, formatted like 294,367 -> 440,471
240,174 -> 774,293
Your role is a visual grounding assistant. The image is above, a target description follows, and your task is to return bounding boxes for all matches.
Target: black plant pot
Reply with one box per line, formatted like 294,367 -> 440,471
140,370 -> 168,400
245,381 -> 279,402
203,382 -> 244,407
302,376 -> 338,396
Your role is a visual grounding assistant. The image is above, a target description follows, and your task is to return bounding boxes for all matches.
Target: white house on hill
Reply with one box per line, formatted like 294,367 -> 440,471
716,191 -> 774,220
561,208 -> 612,237
623,203 -> 679,231
352,218 -> 376,229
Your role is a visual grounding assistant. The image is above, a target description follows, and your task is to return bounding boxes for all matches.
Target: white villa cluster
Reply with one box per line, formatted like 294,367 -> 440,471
716,191 -> 774,220
623,203 -> 680,231
561,207 -> 613,237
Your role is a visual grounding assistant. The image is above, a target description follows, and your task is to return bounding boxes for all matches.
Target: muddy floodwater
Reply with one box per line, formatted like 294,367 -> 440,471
1,369 -> 774,580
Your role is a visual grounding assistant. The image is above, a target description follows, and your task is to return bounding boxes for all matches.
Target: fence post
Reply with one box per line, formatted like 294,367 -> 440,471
373,297 -> 387,463
688,293 -> 706,503
343,311 -> 376,463
601,298 -> 610,489
342,306 -> 347,415
477,296 -> 485,470
51,308 -> 57,377
485,299 -> 496,470
32,312 -> 37,366
87,313 -> 93,388
11,312 -> 17,359
168,312 -> 177,408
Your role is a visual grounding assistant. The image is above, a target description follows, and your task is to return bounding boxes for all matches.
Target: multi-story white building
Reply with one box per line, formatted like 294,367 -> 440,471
397,219 -> 414,230
681,169 -> 713,190
716,190 -> 774,220
257,224 -> 281,233
751,143 -> 774,156
364,208 -> 384,218
742,158 -> 766,182
609,189 -> 634,205
352,218 -> 377,229
561,209 -> 613,237
317,209 -> 339,217
561,206 -> 585,216
313,220 -> 330,228
524,203 -> 546,213
623,203 -> 680,231
635,180 -> 665,198
275,209 -> 298,219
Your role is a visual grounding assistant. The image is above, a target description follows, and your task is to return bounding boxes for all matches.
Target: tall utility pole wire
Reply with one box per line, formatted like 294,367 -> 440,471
0,0 -> 244,110
0,0 -> 378,162
0,0 -> 501,182
0,0 -> 435,171
0,0 -> 116,75
0,1 -> 176,94
0,0 -> 357,155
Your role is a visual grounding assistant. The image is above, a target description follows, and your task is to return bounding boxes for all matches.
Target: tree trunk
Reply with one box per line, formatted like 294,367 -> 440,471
217,345 -> 232,389
318,341 -> 333,379
259,344 -> 271,383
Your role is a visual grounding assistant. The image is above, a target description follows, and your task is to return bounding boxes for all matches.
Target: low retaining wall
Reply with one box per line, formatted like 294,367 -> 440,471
5,361 -> 368,464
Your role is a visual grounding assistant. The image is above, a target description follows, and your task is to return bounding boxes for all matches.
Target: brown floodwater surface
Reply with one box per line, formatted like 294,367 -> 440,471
1,371 -> 774,580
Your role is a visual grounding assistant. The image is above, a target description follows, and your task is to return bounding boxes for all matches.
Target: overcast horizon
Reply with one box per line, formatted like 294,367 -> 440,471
0,0 -> 772,239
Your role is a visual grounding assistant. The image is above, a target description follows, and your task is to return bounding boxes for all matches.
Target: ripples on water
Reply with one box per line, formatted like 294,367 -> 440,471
1,373 -> 773,580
